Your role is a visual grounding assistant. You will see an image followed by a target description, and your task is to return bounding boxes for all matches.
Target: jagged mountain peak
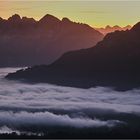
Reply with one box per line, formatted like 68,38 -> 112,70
39,14 -> 60,24
8,14 -> 21,22
0,13 -> 103,67
62,17 -> 71,23
22,16 -> 36,23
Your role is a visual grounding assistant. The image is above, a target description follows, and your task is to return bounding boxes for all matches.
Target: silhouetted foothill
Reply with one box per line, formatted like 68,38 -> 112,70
0,17 -> 3,21
6,22 -> 140,91
131,22 -> 140,33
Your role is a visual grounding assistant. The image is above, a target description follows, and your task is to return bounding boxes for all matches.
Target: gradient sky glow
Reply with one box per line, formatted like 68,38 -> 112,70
0,0 -> 140,27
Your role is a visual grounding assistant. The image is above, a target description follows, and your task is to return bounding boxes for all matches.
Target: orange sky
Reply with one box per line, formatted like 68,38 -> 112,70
0,1 -> 140,27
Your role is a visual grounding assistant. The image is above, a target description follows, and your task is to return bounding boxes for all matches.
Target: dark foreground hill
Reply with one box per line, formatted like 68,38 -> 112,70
6,22 -> 140,90
0,14 -> 103,67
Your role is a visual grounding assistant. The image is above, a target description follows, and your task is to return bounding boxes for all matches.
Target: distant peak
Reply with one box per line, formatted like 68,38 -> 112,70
113,25 -> 120,28
8,14 -> 21,21
105,25 -> 111,29
125,25 -> 132,28
39,14 -> 60,24
128,25 -> 131,27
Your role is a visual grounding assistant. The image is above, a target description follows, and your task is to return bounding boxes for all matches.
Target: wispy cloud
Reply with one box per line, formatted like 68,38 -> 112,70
79,10 -> 107,14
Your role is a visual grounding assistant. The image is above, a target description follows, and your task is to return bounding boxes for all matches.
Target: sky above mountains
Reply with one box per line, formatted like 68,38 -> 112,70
0,0 -> 140,27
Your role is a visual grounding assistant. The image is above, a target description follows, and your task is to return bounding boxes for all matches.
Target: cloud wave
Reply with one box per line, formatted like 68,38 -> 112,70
0,68 -> 139,135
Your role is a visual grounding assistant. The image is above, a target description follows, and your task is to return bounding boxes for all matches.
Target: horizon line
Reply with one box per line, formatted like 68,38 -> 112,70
0,13 -> 134,28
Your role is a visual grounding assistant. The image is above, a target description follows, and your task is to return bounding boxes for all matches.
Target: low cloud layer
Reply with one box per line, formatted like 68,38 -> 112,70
0,111 -> 123,129
0,68 -> 140,135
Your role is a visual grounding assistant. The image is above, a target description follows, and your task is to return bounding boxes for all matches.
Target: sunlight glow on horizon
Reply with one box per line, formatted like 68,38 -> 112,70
0,1 -> 140,27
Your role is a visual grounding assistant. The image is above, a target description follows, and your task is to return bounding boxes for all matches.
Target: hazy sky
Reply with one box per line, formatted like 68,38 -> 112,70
0,0 -> 140,27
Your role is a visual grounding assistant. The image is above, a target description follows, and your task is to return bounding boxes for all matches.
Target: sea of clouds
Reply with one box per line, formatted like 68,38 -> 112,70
0,68 -> 140,135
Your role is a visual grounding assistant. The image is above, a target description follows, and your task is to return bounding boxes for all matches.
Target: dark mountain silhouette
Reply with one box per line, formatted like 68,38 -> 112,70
6,22 -> 140,90
0,14 -> 103,67
96,25 -> 131,35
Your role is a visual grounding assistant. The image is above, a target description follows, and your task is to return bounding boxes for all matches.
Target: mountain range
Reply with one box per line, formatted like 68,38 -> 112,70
6,22 -> 140,91
95,25 -> 131,35
0,14 -> 103,67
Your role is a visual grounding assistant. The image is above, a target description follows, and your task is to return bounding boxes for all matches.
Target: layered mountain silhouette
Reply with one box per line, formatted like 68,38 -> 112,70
6,22 -> 140,90
0,14 -> 103,67
96,25 -> 131,35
